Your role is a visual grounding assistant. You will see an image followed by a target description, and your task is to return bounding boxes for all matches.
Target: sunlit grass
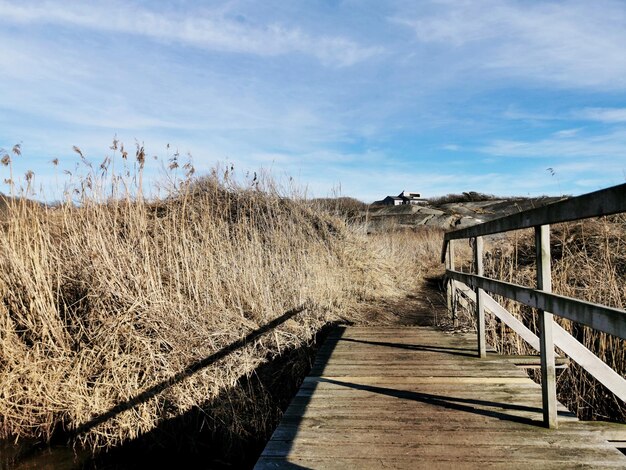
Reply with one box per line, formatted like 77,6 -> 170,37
0,142 -> 433,451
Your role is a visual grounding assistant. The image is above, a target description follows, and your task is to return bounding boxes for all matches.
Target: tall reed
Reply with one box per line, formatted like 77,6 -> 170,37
0,146 -> 420,450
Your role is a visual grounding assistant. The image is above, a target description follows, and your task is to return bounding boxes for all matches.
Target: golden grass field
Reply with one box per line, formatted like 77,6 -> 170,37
0,144 -> 442,453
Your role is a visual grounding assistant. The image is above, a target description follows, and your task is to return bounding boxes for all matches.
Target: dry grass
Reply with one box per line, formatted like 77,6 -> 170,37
453,216 -> 626,422
0,146 -> 429,452
364,227 -> 445,287
309,197 -> 367,224
427,191 -> 502,206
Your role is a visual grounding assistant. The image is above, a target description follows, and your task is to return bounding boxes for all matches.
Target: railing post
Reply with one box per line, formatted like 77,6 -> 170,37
536,224 -> 558,429
446,240 -> 457,325
474,236 -> 486,358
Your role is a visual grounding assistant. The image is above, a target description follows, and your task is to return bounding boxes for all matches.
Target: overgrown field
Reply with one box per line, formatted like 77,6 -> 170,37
454,216 -> 626,422
0,146 -> 436,456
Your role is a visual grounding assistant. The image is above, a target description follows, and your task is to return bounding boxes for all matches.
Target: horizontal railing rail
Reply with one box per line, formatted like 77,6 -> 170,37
441,182 -> 626,430
448,271 -> 626,339
452,280 -> 626,403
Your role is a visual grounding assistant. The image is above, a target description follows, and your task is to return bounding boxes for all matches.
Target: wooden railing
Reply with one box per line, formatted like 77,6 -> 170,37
441,183 -> 626,428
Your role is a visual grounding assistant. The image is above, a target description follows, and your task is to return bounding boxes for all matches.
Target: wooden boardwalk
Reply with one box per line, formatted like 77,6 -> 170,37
255,326 -> 626,469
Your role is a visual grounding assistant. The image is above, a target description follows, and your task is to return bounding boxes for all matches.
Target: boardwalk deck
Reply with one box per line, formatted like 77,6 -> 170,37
255,326 -> 626,469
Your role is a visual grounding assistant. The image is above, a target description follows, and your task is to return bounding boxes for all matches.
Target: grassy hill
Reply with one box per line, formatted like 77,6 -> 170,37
0,173 -> 440,465
365,194 -> 566,232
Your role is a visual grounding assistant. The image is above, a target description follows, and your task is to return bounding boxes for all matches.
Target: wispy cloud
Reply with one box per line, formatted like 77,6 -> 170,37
503,107 -> 626,126
394,0 -> 626,89
574,108 -> 626,123
502,108 -> 562,122
0,1 -> 381,67
441,144 -> 460,151
481,129 -> 626,159
552,128 -> 582,139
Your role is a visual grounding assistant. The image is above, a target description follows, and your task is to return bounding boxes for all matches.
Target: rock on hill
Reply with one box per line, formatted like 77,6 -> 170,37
365,196 -> 565,232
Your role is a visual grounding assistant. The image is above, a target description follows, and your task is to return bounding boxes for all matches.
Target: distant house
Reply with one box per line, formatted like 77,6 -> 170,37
373,190 -> 427,206
376,196 -> 403,206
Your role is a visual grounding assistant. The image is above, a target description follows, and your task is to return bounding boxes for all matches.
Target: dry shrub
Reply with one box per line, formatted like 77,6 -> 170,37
428,191 -> 501,206
461,216 -> 626,422
0,161 -> 417,451
309,197 -> 367,223
364,227 -> 445,289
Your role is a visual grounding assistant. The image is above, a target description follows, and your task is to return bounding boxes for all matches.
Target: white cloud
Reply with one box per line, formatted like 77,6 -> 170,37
575,108 -> 626,123
574,178 -> 618,188
393,0 -> 626,89
0,1 -> 381,67
441,144 -> 460,151
481,129 -> 626,159
552,128 -> 582,139
503,107 -> 626,125
502,108 -> 561,122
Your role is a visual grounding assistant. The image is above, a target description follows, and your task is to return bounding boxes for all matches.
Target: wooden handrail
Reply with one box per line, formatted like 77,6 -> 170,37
452,280 -> 626,402
447,271 -> 626,339
440,182 -> 626,429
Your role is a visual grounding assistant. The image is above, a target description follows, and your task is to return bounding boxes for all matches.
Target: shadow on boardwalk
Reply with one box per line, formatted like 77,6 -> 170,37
338,337 -> 477,357
317,377 -> 575,426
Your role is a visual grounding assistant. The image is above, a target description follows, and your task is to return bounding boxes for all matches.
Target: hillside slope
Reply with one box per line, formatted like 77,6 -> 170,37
365,196 -> 565,232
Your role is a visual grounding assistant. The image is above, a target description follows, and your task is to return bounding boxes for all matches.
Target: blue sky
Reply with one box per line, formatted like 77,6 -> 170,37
2,0 -> 626,202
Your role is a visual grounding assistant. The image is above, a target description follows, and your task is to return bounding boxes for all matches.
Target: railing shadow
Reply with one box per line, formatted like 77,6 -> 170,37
70,305 -> 308,439
337,337 -> 476,357
318,378 -> 575,427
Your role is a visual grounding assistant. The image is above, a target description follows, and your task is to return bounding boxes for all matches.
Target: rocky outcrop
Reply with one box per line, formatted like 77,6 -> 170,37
365,196 -> 565,232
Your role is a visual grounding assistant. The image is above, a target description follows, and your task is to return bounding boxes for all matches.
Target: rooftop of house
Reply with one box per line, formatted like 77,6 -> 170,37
399,190 -> 421,198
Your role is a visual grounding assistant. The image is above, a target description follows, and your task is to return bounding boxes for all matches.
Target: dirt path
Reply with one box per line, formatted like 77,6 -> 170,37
355,273 -> 449,326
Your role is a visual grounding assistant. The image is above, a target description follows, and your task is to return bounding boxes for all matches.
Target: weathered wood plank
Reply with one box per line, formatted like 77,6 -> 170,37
255,325 -> 626,469
256,457 -> 625,470
312,359 -> 569,369
552,322 -> 626,402
295,384 -> 546,396
475,235 -> 487,357
453,280 -> 543,352
447,239 -> 456,323
310,366 -> 529,376
303,375 -> 538,385
261,440 -> 619,461
281,404 -> 577,422
289,394 -> 571,409
536,224 -> 558,428
267,427 -> 617,445
447,269 -> 626,339
272,415 -> 613,433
